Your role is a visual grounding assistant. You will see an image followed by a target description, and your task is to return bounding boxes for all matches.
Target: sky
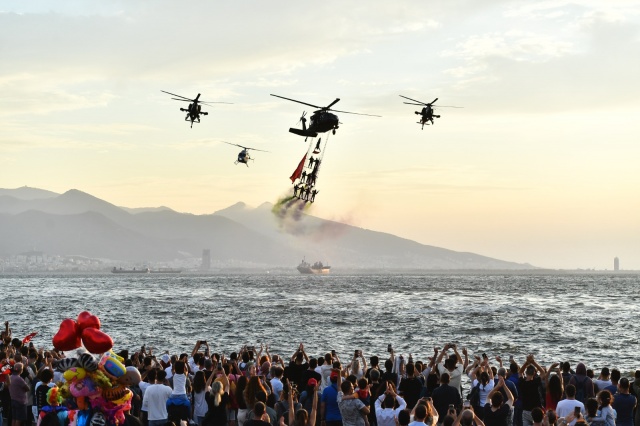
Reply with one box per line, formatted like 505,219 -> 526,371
1,0 -> 639,270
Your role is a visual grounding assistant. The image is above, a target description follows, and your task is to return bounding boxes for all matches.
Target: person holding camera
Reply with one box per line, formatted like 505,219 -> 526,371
434,345 -> 465,399
483,377 -> 514,426
374,382 -> 407,426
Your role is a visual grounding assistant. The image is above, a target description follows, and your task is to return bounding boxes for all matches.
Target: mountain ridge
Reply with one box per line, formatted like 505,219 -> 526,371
0,187 -> 535,269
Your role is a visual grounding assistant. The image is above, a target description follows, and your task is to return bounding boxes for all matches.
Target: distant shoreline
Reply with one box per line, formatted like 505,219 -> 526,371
0,268 -> 638,276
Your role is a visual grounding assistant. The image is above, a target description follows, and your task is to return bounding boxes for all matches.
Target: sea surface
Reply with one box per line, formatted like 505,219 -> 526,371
2,272 -> 639,375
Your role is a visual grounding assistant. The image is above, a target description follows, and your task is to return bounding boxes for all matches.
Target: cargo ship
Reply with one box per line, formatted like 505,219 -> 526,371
111,267 -> 150,274
297,258 -> 331,274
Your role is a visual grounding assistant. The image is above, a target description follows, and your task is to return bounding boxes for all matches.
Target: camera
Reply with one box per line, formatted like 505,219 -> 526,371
387,344 -> 393,353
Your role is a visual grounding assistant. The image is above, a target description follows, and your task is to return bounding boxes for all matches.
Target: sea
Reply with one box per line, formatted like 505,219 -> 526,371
2,272 -> 639,375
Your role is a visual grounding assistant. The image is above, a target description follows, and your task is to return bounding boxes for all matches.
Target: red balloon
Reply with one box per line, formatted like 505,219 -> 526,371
81,327 -> 113,354
77,311 -> 101,331
52,319 -> 82,351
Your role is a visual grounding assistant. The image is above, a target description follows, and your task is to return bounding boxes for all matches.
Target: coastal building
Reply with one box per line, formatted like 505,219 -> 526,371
614,257 -> 620,271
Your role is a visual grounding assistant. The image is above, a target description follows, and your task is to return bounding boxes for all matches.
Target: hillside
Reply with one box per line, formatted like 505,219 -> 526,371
0,187 -> 534,269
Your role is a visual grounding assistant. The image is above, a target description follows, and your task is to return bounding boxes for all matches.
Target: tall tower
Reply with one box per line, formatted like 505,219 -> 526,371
614,257 -> 619,271
201,249 -> 211,270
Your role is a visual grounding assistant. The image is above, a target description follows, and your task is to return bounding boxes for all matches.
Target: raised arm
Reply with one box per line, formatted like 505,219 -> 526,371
452,345 -> 463,365
309,381 -> 320,426
462,347 -> 469,371
191,340 -> 202,357
545,363 -> 560,385
288,381 -> 296,426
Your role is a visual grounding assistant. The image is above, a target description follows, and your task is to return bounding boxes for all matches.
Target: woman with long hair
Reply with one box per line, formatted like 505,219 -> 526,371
545,364 -> 564,411
245,376 -> 268,410
236,375 -> 250,426
203,366 -> 230,426
193,371 -> 215,426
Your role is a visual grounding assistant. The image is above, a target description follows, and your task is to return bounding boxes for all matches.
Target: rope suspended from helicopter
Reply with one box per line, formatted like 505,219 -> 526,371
290,134 -> 329,203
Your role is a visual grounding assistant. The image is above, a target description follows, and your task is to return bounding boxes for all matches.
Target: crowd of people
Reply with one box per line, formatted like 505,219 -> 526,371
1,330 -> 639,426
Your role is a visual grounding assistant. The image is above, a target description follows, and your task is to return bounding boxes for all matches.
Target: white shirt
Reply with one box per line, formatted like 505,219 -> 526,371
141,383 -> 173,420
556,399 -> 585,426
438,363 -> 464,396
375,394 -> 407,426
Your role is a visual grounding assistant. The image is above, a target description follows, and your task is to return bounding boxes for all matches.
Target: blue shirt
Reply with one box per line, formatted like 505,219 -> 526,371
613,393 -> 637,426
322,383 -> 342,421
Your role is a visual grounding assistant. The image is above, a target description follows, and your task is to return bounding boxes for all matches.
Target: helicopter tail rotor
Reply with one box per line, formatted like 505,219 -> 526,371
296,111 -> 308,131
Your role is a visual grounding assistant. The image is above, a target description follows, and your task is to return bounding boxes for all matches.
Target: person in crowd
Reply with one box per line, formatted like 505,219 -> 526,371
484,377 -> 514,426
8,363 -> 30,426
244,402 -> 271,426
604,370 -> 620,395
374,381 -> 406,426
141,369 -> 173,426
453,408 -> 485,426
593,369 -> 612,394
612,378 -> 636,426
400,363 -> 424,410
518,356 -> 545,426
336,369 -> 370,426
203,367 -> 230,426
568,364 -> 594,404
321,370 -> 343,426
435,345 -> 465,398
544,364 -> 564,412
555,385 -> 585,426
432,372 -> 462,423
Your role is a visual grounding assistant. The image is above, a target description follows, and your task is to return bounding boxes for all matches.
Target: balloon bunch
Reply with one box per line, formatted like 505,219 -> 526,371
52,311 -> 114,354
45,312 -> 141,426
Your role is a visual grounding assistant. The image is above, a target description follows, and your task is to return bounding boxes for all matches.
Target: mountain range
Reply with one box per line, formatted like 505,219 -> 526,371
0,186 -> 534,269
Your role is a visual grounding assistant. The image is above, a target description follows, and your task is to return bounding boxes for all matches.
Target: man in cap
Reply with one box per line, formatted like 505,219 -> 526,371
321,370 -> 343,426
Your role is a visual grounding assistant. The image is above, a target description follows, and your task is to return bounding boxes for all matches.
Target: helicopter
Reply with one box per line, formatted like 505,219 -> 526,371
161,90 -> 232,128
222,142 -> 269,167
399,95 -> 463,129
270,94 -> 381,139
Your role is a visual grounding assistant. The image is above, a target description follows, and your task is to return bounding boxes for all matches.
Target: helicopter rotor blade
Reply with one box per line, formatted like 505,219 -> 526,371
221,141 -> 245,149
244,147 -> 270,153
200,101 -> 234,106
330,109 -> 382,117
428,98 -> 438,105
161,90 -> 194,101
171,98 -> 192,102
270,94 -> 321,109
221,141 -> 269,153
403,102 -> 424,106
434,105 -> 464,108
325,98 -> 340,109
399,95 -> 428,105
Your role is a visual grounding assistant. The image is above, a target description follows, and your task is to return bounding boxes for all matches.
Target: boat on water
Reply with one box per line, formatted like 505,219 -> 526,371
297,259 -> 331,274
111,267 -> 150,274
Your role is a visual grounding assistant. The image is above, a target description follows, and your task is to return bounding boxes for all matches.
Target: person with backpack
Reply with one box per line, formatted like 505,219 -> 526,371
568,364 -> 594,404
469,363 -> 495,419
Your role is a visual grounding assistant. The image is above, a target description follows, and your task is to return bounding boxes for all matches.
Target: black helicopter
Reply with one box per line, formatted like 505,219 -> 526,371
399,95 -> 462,129
271,94 -> 380,139
161,90 -> 232,128
222,142 -> 269,167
